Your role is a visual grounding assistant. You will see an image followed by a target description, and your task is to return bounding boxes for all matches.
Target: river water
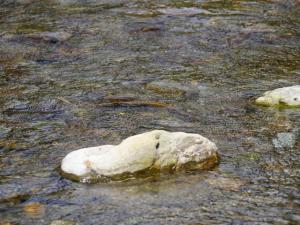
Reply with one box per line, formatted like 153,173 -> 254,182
0,0 -> 300,224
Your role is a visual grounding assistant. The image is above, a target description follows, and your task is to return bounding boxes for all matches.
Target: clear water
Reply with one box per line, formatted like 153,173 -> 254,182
0,0 -> 299,224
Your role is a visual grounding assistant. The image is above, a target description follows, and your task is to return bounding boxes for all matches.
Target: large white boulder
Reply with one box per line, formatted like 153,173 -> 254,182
255,85 -> 300,107
61,130 -> 219,180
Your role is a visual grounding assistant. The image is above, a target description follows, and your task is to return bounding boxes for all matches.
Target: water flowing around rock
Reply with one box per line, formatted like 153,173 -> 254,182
61,130 -> 219,182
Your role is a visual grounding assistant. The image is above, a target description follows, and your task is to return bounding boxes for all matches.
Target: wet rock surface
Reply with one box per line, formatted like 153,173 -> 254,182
0,0 -> 300,224
256,85 -> 300,107
61,130 -> 219,180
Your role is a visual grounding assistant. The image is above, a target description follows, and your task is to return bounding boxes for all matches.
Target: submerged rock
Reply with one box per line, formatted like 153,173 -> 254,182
255,85 -> 300,107
146,80 -> 187,96
23,202 -> 45,217
26,31 -> 72,44
272,129 -> 298,149
61,130 -> 219,181
206,176 -> 245,191
0,125 -> 12,139
157,7 -> 211,16
51,220 -> 75,225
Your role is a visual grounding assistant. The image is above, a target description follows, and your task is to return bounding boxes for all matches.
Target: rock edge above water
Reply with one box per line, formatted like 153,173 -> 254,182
61,130 -> 219,181
256,85 -> 300,107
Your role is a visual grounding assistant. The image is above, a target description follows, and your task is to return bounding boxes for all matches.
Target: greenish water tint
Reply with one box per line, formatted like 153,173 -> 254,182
0,0 -> 300,224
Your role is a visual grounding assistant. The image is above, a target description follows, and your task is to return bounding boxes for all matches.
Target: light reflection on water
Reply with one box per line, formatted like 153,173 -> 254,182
0,0 -> 299,224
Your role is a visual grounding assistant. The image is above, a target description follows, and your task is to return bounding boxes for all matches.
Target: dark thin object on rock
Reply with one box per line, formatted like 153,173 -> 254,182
141,27 -> 161,32
104,96 -> 136,103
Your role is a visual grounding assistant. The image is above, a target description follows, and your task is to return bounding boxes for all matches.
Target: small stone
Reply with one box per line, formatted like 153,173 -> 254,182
50,220 -> 75,225
23,202 -> 45,217
255,85 -> 300,107
272,132 -> 296,148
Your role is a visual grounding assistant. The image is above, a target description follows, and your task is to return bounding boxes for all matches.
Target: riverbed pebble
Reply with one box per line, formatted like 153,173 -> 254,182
50,220 -> 75,225
272,129 -> 299,149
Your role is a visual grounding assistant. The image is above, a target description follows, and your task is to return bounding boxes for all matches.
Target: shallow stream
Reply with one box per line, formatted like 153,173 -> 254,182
0,0 -> 300,224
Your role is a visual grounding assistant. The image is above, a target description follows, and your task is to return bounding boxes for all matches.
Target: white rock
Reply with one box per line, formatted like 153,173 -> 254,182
61,130 -> 219,179
255,85 -> 300,107
272,132 -> 296,149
